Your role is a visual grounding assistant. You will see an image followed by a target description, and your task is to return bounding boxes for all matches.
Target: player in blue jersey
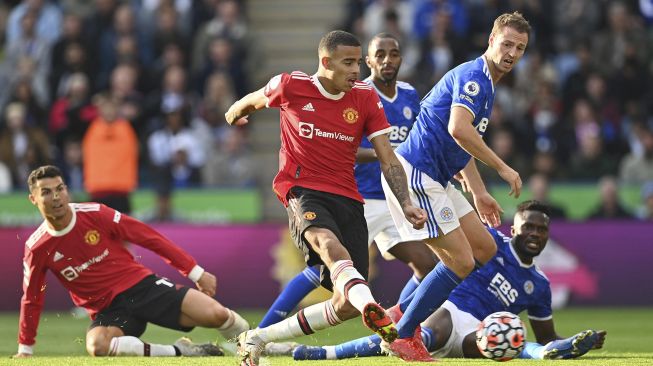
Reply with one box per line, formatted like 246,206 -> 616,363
287,201 -> 607,361
380,12 -> 531,360
257,33 -> 437,331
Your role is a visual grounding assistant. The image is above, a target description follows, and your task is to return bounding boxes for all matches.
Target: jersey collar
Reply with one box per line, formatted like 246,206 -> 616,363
311,74 -> 345,100
365,77 -> 397,103
480,55 -> 496,93
44,203 -> 77,237
508,240 -> 534,269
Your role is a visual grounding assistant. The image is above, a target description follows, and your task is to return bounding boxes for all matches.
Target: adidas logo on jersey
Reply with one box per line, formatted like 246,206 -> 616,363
302,103 -> 315,112
53,251 -> 64,262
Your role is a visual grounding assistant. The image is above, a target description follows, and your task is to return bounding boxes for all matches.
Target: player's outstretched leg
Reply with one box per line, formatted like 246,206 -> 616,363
542,330 -> 599,359
173,337 -> 224,356
259,266 -> 320,328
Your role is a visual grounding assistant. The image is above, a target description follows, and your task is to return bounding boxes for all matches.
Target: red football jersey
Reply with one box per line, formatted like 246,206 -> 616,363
18,203 -> 198,346
264,71 -> 392,205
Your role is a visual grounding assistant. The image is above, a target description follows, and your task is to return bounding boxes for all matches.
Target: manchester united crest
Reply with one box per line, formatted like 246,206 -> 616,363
84,230 -> 100,245
342,108 -> 359,124
304,212 -> 317,220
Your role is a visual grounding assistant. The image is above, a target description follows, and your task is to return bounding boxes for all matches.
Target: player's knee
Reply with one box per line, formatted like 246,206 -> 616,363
331,293 -> 358,320
86,337 -> 111,357
471,235 -> 497,264
210,303 -> 230,326
450,257 -> 476,279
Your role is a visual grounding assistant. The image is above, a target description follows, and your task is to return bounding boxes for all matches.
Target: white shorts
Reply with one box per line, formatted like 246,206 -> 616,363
430,300 -> 480,358
381,153 -> 474,241
364,198 -> 401,260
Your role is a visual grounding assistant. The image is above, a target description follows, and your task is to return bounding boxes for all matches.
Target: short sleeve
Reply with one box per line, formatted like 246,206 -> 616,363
451,71 -> 488,119
364,90 -> 392,140
264,73 -> 290,109
527,283 -> 553,320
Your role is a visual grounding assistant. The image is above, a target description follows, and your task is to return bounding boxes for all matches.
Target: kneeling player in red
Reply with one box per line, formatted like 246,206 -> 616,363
14,165 -> 249,358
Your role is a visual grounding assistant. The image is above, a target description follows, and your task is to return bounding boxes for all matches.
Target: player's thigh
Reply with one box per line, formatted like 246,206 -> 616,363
130,276 -> 194,333
178,288 -> 230,328
424,227 -> 475,278
286,187 -> 347,265
459,210 -> 497,263
86,325 -> 125,356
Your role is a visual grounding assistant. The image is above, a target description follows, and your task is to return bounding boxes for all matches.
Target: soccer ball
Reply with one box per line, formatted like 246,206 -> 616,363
476,311 -> 526,361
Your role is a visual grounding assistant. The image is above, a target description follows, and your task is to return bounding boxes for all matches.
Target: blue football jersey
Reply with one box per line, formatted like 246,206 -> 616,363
355,79 -> 420,199
448,227 -> 553,322
395,56 -> 495,186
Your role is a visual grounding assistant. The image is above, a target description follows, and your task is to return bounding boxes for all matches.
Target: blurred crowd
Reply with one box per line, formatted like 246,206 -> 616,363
0,0 -> 652,221
0,0 -> 257,220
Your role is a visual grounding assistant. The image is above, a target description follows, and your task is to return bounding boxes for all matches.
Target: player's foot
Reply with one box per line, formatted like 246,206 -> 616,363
173,337 -> 224,356
382,337 -> 435,362
362,302 -> 398,343
543,330 -> 599,359
237,330 -> 266,366
386,303 -> 422,340
293,345 -> 327,360
263,342 -> 298,356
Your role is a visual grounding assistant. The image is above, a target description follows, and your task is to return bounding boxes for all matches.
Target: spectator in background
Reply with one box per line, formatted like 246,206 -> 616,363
49,11 -> 93,99
2,9 -> 52,108
144,65 -> 196,134
635,181 -> 653,220
528,173 -> 566,219
5,0 -> 62,44
57,138 -> 83,192
587,175 -> 632,220
108,63 -> 145,137
82,93 -> 138,213
191,0 -> 257,96
48,72 -> 97,152
567,99 -> 619,181
0,102 -> 51,189
148,102 -> 205,221
362,0 -> 412,40
201,126 -> 256,188
4,77 -> 48,129
619,125 -> 653,185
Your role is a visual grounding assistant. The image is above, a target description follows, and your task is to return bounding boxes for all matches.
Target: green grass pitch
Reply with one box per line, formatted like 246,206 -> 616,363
0,308 -> 651,365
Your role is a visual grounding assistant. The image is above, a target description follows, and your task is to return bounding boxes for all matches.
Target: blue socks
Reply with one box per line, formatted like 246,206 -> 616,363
398,275 -> 421,303
396,262 -> 461,339
518,342 -> 544,359
258,266 -> 320,328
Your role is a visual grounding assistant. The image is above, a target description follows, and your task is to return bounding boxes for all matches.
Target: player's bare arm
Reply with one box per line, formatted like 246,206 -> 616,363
448,106 -> 521,197
225,87 -> 268,126
460,159 -> 503,227
355,147 -> 377,163
371,134 -> 426,229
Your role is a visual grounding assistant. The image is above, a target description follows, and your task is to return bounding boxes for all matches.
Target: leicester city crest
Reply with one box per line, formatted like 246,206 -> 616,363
439,207 -> 454,221
524,280 -> 534,294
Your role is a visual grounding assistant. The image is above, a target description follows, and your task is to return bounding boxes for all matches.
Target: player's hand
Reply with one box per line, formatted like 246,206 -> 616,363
403,205 -> 427,230
12,353 -> 31,358
453,173 -> 470,193
196,271 -> 217,297
498,166 -> 521,198
593,330 -> 607,349
231,116 -> 249,126
473,192 -> 503,227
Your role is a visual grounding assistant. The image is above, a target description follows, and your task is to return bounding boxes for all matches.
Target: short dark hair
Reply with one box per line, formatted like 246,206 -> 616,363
491,11 -> 531,38
516,200 -> 550,217
27,165 -> 64,192
369,32 -> 400,47
318,30 -> 360,54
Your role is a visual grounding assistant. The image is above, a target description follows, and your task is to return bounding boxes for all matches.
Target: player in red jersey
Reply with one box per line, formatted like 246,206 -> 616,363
14,165 -> 249,358
225,30 -> 427,366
